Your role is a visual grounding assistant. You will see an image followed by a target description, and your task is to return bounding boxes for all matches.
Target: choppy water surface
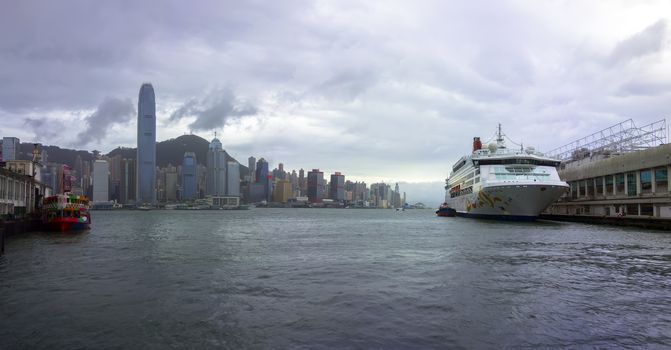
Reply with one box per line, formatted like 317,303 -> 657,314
2,209 -> 671,349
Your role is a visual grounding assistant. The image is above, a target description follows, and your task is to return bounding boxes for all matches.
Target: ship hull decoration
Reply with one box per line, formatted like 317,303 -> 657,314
443,126 -> 569,221
43,194 -> 91,231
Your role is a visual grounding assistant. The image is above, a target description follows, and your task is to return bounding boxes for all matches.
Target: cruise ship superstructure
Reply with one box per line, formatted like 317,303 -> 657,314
444,125 -> 569,220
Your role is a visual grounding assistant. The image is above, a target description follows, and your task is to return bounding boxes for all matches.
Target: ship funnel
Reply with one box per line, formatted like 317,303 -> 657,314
488,143 -> 498,153
472,137 -> 482,152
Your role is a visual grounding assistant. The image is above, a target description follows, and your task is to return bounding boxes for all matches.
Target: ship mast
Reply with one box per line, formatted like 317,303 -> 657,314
496,123 -> 506,148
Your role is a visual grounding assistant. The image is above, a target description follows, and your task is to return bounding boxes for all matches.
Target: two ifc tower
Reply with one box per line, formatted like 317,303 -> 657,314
137,83 -> 156,205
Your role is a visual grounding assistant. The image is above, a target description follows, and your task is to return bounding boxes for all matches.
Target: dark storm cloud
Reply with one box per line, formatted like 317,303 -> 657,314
75,97 -> 134,147
170,89 -> 257,131
609,19 -> 667,65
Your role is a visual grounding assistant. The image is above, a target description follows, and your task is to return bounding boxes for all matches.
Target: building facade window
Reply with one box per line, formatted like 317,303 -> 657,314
570,181 -> 578,199
627,172 -> 637,196
595,177 -> 603,195
616,173 -> 625,194
655,167 -> 668,192
586,179 -> 595,197
580,180 -> 587,197
640,203 -> 653,216
605,175 -> 613,195
640,169 -> 652,193
626,203 -> 639,215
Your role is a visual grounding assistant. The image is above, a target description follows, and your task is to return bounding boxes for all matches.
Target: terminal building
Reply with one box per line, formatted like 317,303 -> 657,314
545,119 -> 671,219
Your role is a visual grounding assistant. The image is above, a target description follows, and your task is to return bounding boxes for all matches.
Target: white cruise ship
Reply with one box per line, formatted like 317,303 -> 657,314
444,125 -> 569,220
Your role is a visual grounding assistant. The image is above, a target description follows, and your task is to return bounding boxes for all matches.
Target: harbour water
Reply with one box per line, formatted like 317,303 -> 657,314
2,209 -> 670,349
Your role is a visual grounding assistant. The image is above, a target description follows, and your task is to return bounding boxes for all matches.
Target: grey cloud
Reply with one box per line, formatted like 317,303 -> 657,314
170,89 -> 257,131
609,19 -> 667,65
311,68 -> 380,101
24,117 -> 64,140
75,98 -> 134,147
617,76 -> 671,97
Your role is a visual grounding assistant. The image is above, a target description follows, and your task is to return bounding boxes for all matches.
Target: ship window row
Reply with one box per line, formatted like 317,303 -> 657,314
452,158 -> 469,173
450,186 -> 472,198
477,159 -> 560,166
565,167 -> 668,199
492,166 -> 550,181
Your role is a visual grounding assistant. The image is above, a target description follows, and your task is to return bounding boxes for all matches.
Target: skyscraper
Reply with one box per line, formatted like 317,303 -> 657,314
93,160 -> 109,202
2,137 -> 20,161
137,83 -> 156,205
248,156 -> 256,183
206,136 -> 227,196
330,172 -> 345,202
227,161 -> 240,196
181,152 -> 197,200
255,158 -> 270,201
120,158 -> 136,204
298,168 -> 306,195
307,169 -> 324,203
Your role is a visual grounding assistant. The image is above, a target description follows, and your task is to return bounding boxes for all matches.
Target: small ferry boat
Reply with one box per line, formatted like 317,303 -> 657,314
42,193 -> 91,231
436,203 -> 456,217
443,124 -> 569,220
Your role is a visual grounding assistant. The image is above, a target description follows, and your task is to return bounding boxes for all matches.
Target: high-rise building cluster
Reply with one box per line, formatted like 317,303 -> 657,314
1,82 -> 406,210
237,158 -> 404,208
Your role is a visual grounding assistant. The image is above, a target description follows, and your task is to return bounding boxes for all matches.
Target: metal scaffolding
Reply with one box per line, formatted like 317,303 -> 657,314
546,119 -> 668,162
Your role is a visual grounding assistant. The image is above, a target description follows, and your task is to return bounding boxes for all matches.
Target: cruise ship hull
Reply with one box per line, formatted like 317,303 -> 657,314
447,183 -> 568,220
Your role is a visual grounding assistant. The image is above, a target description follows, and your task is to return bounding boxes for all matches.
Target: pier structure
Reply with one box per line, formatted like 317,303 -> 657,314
1,161 -> 51,218
544,119 -> 671,223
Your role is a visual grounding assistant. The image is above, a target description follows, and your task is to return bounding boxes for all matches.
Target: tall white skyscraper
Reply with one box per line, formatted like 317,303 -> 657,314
93,160 -> 109,202
137,83 -> 156,205
206,136 -> 227,196
227,161 -> 240,196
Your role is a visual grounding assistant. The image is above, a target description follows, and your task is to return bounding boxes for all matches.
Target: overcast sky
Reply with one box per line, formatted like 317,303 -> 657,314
2,1 -> 671,201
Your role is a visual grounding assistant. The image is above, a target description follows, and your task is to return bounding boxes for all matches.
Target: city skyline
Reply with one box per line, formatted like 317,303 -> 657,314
2,2 -> 671,185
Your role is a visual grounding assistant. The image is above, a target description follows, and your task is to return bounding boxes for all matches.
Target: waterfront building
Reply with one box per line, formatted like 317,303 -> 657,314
108,155 -> 122,202
289,170 -> 299,197
0,166 -> 51,217
249,182 -> 266,203
307,169 -> 324,203
206,136 -> 227,196
227,161 -> 240,196
255,158 -> 271,201
546,119 -> 671,218
92,160 -> 109,202
120,158 -> 136,204
1,137 -> 20,161
164,165 -> 178,202
137,83 -> 156,205
547,144 -> 671,217
298,168 -> 306,195
157,166 -> 166,203
273,179 -> 292,203
248,156 -> 256,183
181,152 -> 197,201
330,172 -> 345,202
197,164 -> 207,199
273,163 -> 286,181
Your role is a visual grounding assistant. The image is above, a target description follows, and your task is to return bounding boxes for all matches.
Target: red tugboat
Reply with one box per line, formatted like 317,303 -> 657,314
42,194 -> 91,231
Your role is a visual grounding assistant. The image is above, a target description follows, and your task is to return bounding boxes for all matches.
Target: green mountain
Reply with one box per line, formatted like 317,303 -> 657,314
107,134 -> 249,177
17,134 -> 249,178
